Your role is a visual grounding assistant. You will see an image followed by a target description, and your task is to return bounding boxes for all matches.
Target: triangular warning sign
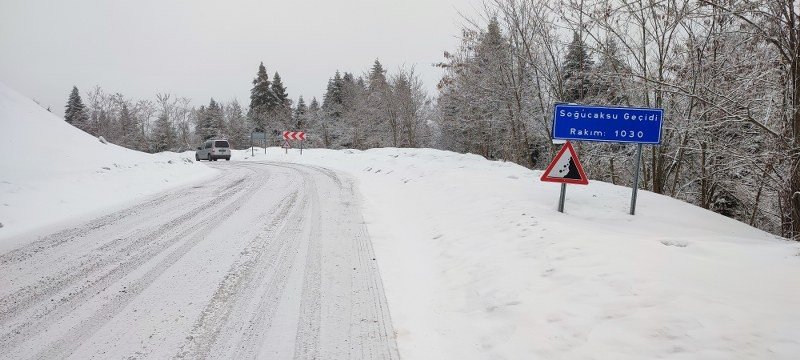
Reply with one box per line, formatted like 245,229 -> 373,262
540,141 -> 589,185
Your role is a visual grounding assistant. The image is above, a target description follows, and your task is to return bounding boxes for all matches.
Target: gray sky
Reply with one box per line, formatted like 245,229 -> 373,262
0,0 -> 480,116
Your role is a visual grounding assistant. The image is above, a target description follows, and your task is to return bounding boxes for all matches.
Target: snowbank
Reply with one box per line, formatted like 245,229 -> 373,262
0,82 -> 216,249
237,147 -> 800,360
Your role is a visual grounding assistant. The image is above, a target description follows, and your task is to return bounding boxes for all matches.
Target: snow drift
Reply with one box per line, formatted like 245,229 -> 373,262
0,82 -> 216,248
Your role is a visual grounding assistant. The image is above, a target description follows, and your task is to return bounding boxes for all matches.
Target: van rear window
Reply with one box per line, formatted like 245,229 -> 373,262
214,141 -> 230,148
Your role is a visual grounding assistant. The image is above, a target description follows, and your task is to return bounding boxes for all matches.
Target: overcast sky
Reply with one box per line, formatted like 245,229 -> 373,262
0,0 -> 480,116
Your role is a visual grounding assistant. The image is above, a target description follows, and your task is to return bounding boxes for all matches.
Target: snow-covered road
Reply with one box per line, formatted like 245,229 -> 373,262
0,162 -> 399,359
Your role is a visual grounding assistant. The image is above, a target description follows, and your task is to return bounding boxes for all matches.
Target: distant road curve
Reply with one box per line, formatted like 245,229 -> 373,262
0,161 -> 399,360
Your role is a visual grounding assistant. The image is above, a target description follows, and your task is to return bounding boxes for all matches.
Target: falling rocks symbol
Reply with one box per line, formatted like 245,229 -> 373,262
560,158 -> 581,180
540,141 -> 588,185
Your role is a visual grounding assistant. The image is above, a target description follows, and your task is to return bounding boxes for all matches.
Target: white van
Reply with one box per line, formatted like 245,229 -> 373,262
195,139 -> 231,161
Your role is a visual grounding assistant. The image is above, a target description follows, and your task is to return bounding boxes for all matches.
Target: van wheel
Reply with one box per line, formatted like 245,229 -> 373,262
195,154 -> 200,161
225,157 -> 230,161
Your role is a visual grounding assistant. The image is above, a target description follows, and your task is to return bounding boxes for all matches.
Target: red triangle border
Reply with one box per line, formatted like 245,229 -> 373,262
540,141 -> 589,185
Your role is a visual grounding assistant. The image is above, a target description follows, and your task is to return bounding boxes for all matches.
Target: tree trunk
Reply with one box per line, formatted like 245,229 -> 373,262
700,141 -> 709,209
788,0 -> 800,240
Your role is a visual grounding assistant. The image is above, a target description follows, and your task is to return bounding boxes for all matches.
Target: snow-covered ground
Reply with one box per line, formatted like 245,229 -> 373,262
236,147 -> 800,360
2,80 -> 800,359
0,82 -> 216,249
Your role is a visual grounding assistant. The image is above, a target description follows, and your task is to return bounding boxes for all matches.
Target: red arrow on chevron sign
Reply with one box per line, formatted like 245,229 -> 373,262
282,131 -> 306,141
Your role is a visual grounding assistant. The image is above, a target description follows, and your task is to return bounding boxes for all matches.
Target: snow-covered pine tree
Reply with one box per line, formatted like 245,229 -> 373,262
338,73 -> 369,149
224,100 -> 250,149
562,31 -> 595,103
294,96 -> 308,129
368,60 -> 388,92
196,98 -> 224,141
321,71 -> 346,147
118,102 -> 137,147
272,72 -> 290,111
248,62 -> 275,132
64,86 -> 88,128
194,105 -> 208,140
209,98 -> 225,138
322,71 -> 344,120
271,72 -> 292,130
250,62 -> 273,109
436,18 -> 524,161
367,59 -> 393,147
152,111 -> 176,152
308,97 -> 320,119
307,97 -> 324,147
594,37 -> 628,105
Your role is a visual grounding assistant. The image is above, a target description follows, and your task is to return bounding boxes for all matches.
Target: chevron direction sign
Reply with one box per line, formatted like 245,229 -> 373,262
282,131 -> 306,141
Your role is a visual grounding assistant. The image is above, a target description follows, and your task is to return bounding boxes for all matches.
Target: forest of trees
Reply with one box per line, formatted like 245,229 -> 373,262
62,60 -> 432,152
436,0 -> 800,241
61,0 -> 800,241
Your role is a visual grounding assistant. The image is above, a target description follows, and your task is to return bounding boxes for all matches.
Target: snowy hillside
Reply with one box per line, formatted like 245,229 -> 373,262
238,147 -> 800,360
0,82 -> 216,248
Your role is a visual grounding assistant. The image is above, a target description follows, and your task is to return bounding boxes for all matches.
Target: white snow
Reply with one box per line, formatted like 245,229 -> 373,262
2,80 -> 799,358
235,147 -> 800,360
0,82 -> 216,249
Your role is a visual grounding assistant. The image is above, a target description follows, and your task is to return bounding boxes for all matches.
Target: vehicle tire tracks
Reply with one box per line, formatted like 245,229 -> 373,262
0,170 -> 262,358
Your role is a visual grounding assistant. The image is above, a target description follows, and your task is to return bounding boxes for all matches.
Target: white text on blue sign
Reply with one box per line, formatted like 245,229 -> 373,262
552,104 -> 664,144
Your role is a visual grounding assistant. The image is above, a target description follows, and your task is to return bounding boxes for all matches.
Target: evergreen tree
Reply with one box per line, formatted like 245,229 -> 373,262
249,62 -> 273,110
322,71 -> 344,119
152,111 -> 176,152
118,103 -> 136,146
197,98 -> 224,140
562,31 -> 596,103
208,98 -> 225,137
368,59 -> 388,92
271,72 -> 290,110
367,59 -> 392,147
224,100 -> 249,149
271,72 -> 292,129
294,96 -> 308,129
309,97 -> 320,114
477,18 -> 508,71
595,37 -> 628,105
248,62 -> 275,131
341,72 -> 362,114
308,97 -> 323,146
64,86 -> 88,128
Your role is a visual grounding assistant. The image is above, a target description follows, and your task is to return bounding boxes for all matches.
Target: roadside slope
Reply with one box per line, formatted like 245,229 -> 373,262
0,82 -> 215,247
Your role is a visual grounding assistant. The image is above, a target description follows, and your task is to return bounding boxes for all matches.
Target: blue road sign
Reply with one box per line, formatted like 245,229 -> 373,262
552,104 -> 664,144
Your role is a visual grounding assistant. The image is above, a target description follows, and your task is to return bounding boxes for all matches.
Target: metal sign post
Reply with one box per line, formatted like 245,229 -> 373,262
558,183 -> 567,213
541,141 -> 589,212
251,132 -> 267,156
630,144 -> 643,215
281,131 -> 307,155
